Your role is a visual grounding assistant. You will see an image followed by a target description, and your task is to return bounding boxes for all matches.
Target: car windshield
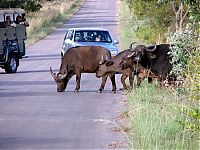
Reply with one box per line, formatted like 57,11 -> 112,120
74,30 -> 112,43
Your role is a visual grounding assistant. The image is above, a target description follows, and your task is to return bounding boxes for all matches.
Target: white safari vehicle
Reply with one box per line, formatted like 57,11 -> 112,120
0,8 -> 28,73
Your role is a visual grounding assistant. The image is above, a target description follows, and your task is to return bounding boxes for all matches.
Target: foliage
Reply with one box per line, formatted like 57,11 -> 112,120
126,0 -> 200,43
179,106 -> 200,131
168,26 -> 194,79
167,23 -> 200,133
179,49 -> 200,132
187,50 -> 200,101
126,0 -> 174,43
0,0 -> 42,12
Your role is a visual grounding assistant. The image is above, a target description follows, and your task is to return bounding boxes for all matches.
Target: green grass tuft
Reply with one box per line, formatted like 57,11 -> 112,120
127,81 -> 198,149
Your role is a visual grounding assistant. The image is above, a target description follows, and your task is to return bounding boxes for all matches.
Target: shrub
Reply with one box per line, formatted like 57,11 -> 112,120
180,49 -> 200,133
0,0 -> 42,12
168,25 -> 200,139
126,0 -> 174,43
167,26 -> 194,80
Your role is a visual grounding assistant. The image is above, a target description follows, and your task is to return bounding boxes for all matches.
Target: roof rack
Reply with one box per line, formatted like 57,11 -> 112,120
0,8 -> 25,15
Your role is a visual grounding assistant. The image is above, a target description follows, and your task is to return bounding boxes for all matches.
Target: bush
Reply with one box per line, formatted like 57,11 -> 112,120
168,26 -> 194,80
180,49 -> 200,133
167,24 -> 200,141
126,0 -> 174,43
0,0 -> 42,12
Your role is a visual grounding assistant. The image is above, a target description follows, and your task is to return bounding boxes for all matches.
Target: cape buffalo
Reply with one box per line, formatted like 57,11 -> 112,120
96,50 -> 133,90
50,46 -> 116,93
120,44 -> 173,83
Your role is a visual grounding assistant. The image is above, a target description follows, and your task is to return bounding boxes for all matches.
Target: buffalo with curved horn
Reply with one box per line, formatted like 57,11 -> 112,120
120,44 -> 173,84
50,46 -> 116,93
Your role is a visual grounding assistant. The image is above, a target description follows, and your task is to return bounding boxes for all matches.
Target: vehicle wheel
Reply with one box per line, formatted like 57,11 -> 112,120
5,55 -> 19,73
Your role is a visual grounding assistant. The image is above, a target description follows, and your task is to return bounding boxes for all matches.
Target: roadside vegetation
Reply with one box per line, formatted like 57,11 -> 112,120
120,0 -> 200,149
26,0 -> 84,45
0,0 -> 85,46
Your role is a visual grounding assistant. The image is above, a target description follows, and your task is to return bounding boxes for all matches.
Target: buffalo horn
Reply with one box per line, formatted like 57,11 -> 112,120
50,67 -> 56,78
105,55 -> 109,61
129,42 -> 137,50
146,44 -> 157,52
99,55 -> 107,65
127,51 -> 135,58
57,71 -> 68,80
50,67 -> 67,80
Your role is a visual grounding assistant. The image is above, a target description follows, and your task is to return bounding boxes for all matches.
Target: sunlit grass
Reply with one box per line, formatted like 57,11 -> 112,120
126,80 -> 198,149
26,0 -> 85,46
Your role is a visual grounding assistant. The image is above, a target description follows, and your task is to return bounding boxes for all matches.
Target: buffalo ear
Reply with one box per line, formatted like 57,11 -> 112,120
147,53 -> 157,59
106,60 -> 114,66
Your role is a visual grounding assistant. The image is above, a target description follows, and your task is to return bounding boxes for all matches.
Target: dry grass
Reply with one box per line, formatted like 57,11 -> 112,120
26,0 -> 84,45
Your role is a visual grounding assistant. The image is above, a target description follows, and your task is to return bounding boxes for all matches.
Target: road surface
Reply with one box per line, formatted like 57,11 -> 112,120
0,0 -> 126,149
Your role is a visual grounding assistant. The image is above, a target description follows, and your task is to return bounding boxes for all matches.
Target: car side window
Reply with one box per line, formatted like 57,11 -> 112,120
64,31 -> 68,41
103,31 -> 112,43
66,30 -> 74,40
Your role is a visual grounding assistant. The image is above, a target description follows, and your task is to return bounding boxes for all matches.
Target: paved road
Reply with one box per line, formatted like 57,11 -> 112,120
0,0 -> 126,149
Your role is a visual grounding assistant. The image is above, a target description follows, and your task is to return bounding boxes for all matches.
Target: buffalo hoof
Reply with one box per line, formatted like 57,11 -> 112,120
98,89 -> 103,93
74,89 -> 79,93
57,89 -> 65,92
119,87 -> 129,91
111,90 -> 116,94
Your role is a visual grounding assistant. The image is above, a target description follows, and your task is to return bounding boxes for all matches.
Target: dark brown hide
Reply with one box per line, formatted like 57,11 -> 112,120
120,44 -> 173,84
96,50 -> 133,90
51,46 -> 116,93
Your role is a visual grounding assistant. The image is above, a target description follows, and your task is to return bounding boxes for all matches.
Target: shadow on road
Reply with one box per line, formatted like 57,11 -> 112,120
22,54 -> 61,62
0,80 -> 54,86
0,137 -> 66,149
17,69 -> 59,74
0,69 -> 59,74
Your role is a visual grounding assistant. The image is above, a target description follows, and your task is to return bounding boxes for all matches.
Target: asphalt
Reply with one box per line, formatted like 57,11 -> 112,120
0,0 -> 127,149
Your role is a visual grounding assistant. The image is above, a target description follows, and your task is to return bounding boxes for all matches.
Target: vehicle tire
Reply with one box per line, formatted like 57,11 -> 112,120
4,54 -> 19,73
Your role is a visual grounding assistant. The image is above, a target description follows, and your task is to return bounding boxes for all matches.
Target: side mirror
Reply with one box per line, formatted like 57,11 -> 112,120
113,40 -> 119,45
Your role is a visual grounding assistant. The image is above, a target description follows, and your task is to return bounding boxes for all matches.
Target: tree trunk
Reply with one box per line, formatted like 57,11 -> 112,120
172,1 -> 188,32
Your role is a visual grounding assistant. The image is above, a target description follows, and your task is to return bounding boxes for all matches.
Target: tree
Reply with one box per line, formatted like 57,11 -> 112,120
0,0 -> 42,12
159,0 -> 200,31
126,0 -> 199,42
172,1 -> 189,31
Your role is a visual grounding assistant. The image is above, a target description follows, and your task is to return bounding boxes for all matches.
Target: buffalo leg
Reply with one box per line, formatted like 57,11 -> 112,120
120,74 -> 128,90
129,70 -> 134,89
64,72 -> 75,90
109,73 -> 116,93
137,72 -> 145,86
98,75 -> 108,93
74,71 -> 81,92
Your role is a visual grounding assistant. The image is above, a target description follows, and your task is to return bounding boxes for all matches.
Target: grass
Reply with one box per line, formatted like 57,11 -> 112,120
127,80 -> 198,149
26,0 -> 85,46
120,1 -> 200,149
